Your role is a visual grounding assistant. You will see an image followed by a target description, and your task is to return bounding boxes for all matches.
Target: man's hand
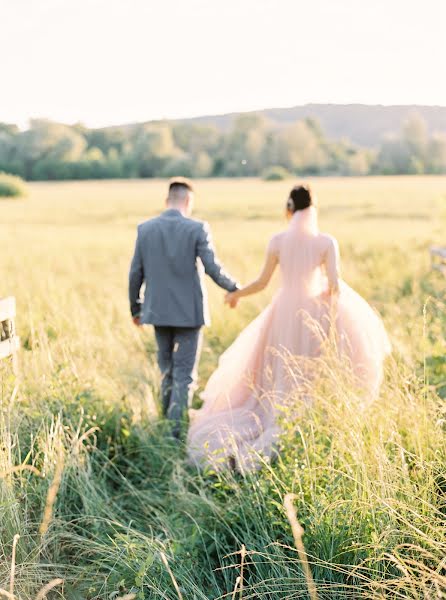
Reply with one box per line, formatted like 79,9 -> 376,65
132,316 -> 142,327
225,291 -> 239,309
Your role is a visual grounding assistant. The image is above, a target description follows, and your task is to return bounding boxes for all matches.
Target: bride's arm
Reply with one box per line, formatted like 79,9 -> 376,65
325,237 -> 340,297
225,250 -> 278,305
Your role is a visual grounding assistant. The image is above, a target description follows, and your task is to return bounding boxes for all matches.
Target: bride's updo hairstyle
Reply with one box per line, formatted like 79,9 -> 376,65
287,184 -> 313,213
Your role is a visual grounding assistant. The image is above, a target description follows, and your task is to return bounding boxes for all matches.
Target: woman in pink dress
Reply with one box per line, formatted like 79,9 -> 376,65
187,185 -> 391,472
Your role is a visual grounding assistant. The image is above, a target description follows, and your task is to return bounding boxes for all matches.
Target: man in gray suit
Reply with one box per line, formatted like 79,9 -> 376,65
129,178 -> 239,438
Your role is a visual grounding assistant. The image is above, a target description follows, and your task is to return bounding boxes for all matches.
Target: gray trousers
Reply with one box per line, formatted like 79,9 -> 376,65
154,326 -> 202,433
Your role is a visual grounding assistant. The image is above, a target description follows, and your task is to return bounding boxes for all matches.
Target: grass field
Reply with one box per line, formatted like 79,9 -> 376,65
1,177 -> 445,599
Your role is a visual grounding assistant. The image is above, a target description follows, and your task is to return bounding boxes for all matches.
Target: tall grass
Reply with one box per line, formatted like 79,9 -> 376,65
0,177 -> 445,598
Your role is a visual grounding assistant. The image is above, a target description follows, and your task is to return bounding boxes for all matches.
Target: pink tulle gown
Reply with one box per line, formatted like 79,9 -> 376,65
187,207 -> 391,472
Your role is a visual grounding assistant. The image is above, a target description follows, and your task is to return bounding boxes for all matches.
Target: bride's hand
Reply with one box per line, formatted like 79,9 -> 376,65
225,291 -> 239,308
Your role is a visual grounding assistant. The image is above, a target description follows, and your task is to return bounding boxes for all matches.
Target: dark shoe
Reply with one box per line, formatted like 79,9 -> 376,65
171,425 -> 182,443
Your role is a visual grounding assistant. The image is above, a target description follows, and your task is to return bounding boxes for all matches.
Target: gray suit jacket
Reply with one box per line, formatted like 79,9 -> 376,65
129,209 -> 238,327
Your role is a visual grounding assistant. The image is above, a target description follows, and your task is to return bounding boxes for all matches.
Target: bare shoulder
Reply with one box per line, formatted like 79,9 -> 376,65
319,233 -> 339,254
269,231 -> 286,244
267,231 -> 286,254
319,232 -> 339,250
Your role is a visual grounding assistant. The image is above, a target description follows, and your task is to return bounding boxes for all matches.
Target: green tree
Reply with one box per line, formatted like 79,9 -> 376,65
0,130 -> 21,175
131,123 -> 180,177
403,113 -> 428,159
426,134 -> 446,174
15,120 -> 86,179
375,114 -> 430,174
276,119 -> 330,174
220,114 -> 267,176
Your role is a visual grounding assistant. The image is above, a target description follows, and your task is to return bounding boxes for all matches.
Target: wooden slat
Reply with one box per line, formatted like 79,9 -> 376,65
0,337 -> 20,360
0,297 -> 16,322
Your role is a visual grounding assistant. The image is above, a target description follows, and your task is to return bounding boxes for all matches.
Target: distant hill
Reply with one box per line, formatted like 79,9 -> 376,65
117,104 -> 446,148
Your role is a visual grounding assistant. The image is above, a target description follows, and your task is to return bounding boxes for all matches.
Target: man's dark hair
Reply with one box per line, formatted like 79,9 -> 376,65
168,177 -> 194,195
287,184 -> 313,212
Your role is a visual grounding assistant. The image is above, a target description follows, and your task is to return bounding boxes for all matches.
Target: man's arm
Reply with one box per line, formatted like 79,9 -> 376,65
196,222 -> 239,292
129,227 -> 144,320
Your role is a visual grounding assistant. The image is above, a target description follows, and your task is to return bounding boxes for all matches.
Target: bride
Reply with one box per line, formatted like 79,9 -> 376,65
187,185 -> 391,472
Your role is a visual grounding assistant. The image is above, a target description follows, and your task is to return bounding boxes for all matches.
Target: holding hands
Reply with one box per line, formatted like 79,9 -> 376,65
225,290 -> 240,309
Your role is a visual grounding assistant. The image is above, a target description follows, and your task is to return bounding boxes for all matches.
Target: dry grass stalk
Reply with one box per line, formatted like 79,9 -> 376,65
160,551 -> 183,600
74,426 -> 99,451
115,595 -> 136,600
231,576 -> 241,599
8,383 -> 19,411
0,588 -> 15,599
239,545 -> 246,599
284,493 -> 318,600
0,465 -> 42,479
39,447 -> 65,536
9,534 -> 20,596
34,578 -> 63,600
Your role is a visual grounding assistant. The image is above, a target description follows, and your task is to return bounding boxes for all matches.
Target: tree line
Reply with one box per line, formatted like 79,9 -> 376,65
0,112 -> 445,180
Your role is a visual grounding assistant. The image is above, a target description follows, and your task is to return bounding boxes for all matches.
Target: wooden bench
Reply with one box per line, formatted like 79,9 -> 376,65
430,246 -> 446,276
0,297 -> 20,368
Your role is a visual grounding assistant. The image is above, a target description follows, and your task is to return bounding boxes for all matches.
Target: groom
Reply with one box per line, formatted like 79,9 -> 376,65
129,177 -> 239,438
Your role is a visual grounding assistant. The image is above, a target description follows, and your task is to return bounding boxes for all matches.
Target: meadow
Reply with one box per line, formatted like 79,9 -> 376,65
0,176 -> 445,599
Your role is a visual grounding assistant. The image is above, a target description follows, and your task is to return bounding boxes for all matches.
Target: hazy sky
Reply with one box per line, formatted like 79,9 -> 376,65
1,0 -> 445,128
